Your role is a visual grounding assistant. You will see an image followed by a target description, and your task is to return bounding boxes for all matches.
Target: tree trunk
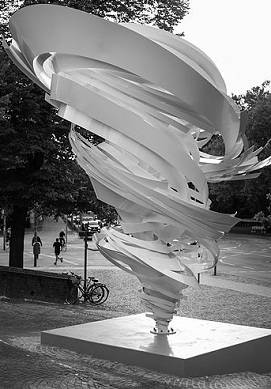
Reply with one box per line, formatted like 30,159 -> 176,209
9,205 -> 28,268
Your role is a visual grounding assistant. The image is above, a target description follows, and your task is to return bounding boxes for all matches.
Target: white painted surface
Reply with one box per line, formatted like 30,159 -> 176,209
42,313 -> 271,376
43,313 -> 271,358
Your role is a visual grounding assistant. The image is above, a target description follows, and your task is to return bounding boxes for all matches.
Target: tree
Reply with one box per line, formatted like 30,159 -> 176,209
0,48 -> 99,266
22,0 -> 189,33
206,81 -> 271,218
0,0 -> 190,267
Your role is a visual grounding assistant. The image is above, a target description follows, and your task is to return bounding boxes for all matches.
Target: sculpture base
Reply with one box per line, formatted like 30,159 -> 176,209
150,327 -> 176,335
41,314 -> 271,377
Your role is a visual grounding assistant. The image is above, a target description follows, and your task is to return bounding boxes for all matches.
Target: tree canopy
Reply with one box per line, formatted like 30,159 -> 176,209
207,81 -> 271,219
22,0 -> 189,33
0,45 -> 100,265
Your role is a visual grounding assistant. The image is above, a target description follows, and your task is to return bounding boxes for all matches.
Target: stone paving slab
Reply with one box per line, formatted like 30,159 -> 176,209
0,341 -> 99,389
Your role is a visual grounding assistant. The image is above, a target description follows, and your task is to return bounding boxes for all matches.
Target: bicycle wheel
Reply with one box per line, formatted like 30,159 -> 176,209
88,284 -> 109,305
77,285 -> 84,301
66,286 -> 78,304
100,285 -> 109,304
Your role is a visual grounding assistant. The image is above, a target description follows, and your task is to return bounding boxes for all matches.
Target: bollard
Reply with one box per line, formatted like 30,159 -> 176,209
84,230 -> 88,301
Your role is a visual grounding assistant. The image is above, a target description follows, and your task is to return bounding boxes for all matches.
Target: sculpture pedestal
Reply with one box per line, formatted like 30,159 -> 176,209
41,313 -> 271,377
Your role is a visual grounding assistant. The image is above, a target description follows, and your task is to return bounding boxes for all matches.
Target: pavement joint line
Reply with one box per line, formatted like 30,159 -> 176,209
61,258 -> 79,265
219,259 -> 236,266
247,253 -> 271,257
24,266 -> 117,270
0,339 -> 10,345
26,252 -> 56,259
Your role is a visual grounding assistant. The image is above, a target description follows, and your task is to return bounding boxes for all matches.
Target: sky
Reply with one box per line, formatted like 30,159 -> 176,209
178,0 -> 271,95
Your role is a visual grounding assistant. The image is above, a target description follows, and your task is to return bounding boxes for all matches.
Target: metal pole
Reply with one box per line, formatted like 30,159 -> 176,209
65,215 -> 68,248
34,210 -> 37,237
84,230 -> 88,301
2,210 -> 6,251
214,265 -> 217,276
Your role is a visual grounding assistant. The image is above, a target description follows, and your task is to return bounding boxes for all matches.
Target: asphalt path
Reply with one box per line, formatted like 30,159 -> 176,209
23,228 -> 113,274
0,218 -> 114,277
218,233 -> 271,282
0,219 -> 271,283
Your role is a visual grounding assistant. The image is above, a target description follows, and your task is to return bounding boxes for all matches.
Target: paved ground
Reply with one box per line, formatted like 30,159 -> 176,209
0,219 -> 271,388
218,234 -> 271,284
0,298 -> 271,389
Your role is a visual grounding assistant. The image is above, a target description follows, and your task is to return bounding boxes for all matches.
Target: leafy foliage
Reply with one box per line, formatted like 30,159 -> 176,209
23,0 -> 189,33
0,1 -> 24,33
0,49 -> 93,215
207,81 -> 271,218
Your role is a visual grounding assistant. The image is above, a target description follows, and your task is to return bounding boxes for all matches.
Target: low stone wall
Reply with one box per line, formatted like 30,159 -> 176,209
0,266 -> 73,303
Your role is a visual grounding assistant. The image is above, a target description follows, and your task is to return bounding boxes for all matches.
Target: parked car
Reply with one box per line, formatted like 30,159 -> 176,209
86,220 -> 101,233
78,220 -> 101,240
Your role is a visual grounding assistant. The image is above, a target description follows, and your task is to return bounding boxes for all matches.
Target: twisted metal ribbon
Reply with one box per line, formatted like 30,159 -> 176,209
5,5 -> 270,334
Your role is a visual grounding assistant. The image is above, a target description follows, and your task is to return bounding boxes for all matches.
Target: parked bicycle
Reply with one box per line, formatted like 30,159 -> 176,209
66,271 -> 109,305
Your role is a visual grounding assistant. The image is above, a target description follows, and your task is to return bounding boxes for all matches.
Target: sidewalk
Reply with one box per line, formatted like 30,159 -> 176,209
201,274 -> 271,298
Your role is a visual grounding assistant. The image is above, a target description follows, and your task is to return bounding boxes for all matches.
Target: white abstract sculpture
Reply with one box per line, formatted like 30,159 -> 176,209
5,5 -> 271,334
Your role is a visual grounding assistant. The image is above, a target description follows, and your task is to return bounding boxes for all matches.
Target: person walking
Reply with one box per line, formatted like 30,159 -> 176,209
59,230 -> 65,239
59,231 -> 66,251
32,240 -> 41,267
32,234 -> 42,267
53,238 -> 63,265
6,228 -> 11,247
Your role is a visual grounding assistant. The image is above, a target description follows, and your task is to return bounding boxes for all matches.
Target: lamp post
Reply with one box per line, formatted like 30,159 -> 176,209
2,210 -> 6,251
34,210 -> 38,237
84,230 -> 88,301
65,215 -> 68,248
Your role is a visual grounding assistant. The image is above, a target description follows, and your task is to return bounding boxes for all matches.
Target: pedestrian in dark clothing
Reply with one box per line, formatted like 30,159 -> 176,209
59,231 -> 66,251
53,238 -> 63,265
59,231 -> 66,250
6,228 -> 11,245
33,241 -> 41,267
59,230 -> 65,239
59,236 -> 65,250
32,234 -> 42,247
32,234 -> 42,267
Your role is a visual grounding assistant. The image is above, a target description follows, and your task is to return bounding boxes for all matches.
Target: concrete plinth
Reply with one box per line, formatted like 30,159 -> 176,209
41,314 -> 271,377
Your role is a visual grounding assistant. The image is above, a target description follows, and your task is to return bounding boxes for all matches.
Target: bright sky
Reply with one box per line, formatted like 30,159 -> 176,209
178,0 -> 271,95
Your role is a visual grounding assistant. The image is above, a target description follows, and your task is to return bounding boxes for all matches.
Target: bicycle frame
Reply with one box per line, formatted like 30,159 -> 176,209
68,272 -> 109,305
